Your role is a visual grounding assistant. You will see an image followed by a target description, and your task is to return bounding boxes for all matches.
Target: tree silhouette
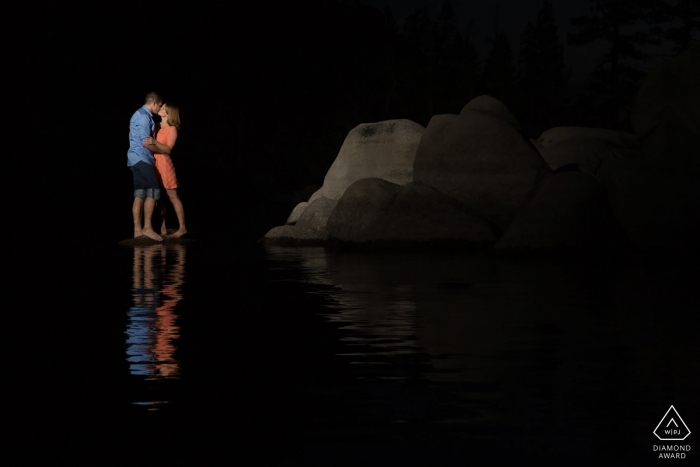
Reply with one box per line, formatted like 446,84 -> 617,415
518,21 -> 537,121
434,1 -> 479,114
403,7 -> 437,122
646,0 -> 700,54
518,0 -> 571,137
568,0 -> 657,129
377,5 -> 401,117
481,7 -> 518,111
384,2 -> 481,123
462,20 -> 480,105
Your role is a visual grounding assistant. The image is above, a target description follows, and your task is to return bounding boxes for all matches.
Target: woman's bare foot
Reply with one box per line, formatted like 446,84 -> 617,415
161,227 -> 168,236
170,228 -> 188,238
143,228 -> 163,241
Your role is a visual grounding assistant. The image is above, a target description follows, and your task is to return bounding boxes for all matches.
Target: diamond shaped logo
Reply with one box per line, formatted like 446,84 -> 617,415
654,405 -> 691,441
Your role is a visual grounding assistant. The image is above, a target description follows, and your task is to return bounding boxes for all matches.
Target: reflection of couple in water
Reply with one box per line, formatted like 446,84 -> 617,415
127,244 -> 185,379
127,92 -> 187,241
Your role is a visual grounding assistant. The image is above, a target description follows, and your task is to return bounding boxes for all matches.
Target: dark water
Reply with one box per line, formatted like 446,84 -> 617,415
11,239 -> 699,465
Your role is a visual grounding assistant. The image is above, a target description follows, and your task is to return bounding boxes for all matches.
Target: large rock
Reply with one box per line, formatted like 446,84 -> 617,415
262,197 -> 338,245
530,136 -> 622,176
413,95 -> 551,230
286,202 -> 308,225
319,119 -> 424,200
326,178 -> 498,244
325,178 -> 402,243
537,126 -> 640,149
296,197 -> 338,232
462,94 -> 521,130
262,224 -> 328,244
495,171 -> 611,250
380,182 -> 499,243
598,158 -> 700,249
307,187 -> 322,205
631,46 -> 700,168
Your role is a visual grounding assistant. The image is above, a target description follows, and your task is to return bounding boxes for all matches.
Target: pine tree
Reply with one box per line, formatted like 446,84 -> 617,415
378,5 -> 402,118
363,2 -> 483,123
518,0 -> 571,136
482,8 -> 517,110
647,0 -> 700,54
434,0 -> 470,113
436,0 -> 459,42
568,0 -> 657,129
403,7 -> 436,123
518,22 -> 537,133
384,4 -> 397,34
462,20 -> 480,104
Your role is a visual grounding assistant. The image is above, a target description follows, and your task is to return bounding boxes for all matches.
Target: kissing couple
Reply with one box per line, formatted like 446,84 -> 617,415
126,92 -> 187,241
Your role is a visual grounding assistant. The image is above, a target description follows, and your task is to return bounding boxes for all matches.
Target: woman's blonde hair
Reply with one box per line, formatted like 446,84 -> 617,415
164,102 -> 181,129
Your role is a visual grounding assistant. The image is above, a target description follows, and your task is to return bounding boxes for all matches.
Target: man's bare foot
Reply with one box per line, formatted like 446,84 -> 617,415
170,228 -> 188,238
143,228 -> 163,241
134,229 -> 143,238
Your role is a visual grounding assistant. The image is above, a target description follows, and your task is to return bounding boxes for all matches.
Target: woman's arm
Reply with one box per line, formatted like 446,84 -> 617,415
143,127 -> 177,154
143,137 -> 172,154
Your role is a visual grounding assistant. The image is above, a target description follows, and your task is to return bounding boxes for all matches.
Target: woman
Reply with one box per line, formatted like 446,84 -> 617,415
144,103 -> 187,238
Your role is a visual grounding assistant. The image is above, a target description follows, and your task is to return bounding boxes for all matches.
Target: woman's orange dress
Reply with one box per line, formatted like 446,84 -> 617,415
154,125 -> 179,189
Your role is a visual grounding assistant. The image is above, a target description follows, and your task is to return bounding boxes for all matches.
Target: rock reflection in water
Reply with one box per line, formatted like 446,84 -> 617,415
264,246 -> 679,449
268,247 -> 420,374
266,246 -> 545,384
126,244 -> 185,382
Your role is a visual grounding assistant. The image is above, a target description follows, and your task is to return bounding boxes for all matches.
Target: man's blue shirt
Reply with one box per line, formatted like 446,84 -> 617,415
127,105 -> 155,167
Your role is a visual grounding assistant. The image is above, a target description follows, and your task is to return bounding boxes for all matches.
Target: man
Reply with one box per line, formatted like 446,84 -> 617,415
128,92 -> 164,241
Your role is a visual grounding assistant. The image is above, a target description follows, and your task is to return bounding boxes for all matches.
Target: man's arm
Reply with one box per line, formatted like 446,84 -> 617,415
131,112 -> 156,151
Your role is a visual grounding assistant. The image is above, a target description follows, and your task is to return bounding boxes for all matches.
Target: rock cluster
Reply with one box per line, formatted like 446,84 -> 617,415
326,179 -> 498,244
413,96 -> 550,230
261,47 -> 700,252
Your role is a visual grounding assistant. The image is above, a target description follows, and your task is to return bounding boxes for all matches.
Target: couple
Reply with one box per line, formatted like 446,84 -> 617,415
127,92 -> 187,241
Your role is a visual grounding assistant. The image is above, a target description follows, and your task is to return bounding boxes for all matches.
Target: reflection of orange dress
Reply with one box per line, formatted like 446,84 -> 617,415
154,125 -> 179,189
153,282 -> 181,378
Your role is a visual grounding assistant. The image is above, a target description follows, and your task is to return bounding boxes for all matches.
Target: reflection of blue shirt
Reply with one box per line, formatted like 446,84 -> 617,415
127,105 -> 155,167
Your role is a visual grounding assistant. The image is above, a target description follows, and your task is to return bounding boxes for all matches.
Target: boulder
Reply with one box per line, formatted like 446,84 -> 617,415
319,119 -> 424,200
495,171 -> 610,250
379,182 -> 498,243
631,46 -> 700,168
307,187 -> 322,204
296,184 -> 322,202
326,178 -> 498,244
286,202 -> 308,225
413,95 -> 551,230
537,126 -> 640,149
262,197 -> 338,245
530,136 -> 621,176
462,94 -> 521,130
325,178 -> 402,243
261,224 -> 328,244
598,158 -> 700,249
296,196 -> 338,232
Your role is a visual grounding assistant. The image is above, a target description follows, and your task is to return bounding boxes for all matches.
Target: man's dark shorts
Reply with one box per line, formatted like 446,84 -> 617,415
131,161 -> 161,200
